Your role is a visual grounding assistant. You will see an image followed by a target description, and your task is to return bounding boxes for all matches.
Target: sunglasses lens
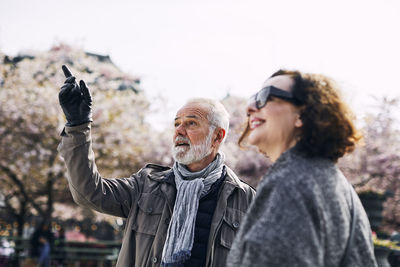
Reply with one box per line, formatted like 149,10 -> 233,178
255,97 -> 265,109
256,87 -> 270,109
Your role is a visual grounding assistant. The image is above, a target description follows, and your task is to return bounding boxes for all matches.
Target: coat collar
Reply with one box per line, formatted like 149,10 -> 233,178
146,164 -> 247,213
147,164 -> 243,188
145,163 -> 247,192
224,165 -> 252,192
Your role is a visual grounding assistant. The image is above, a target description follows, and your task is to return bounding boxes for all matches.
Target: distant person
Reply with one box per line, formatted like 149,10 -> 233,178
57,65 -> 255,267
227,69 -> 377,266
0,238 -> 14,267
54,226 -> 66,267
31,221 -> 54,267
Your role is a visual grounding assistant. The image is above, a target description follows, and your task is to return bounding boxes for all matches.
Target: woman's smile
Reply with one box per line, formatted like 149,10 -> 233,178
250,117 -> 265,130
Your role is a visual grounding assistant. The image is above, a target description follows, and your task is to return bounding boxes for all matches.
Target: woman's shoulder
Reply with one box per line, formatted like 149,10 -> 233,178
262,150 -> 342,198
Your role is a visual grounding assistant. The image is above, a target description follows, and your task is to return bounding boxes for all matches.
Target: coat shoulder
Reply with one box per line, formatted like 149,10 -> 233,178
225,166 -> 256,201
137,163 -> 171,176
143,163 -> 171,171
132,163 -> 173,186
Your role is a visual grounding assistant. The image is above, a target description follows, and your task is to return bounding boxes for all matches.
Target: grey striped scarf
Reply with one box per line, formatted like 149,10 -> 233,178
161,153 -> 225,267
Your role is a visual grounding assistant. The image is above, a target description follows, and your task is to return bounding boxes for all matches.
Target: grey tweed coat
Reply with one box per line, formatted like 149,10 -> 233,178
227,145 -> 377,267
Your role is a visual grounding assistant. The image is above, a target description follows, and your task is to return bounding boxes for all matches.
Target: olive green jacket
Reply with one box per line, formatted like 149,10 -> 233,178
58,123 -> 255,267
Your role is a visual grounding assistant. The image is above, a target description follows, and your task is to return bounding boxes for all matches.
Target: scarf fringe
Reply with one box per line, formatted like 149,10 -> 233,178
162,250 -> 191,267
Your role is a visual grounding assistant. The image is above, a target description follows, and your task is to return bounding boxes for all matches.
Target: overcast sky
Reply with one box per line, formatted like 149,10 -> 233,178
1,0 -> 399,127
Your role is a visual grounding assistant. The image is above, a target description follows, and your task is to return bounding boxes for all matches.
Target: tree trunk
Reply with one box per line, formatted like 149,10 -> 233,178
46,179 -> 54,221
12,200 -> 27,267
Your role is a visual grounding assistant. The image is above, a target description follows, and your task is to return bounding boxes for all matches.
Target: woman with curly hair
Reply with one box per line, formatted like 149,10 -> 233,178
227,70 -> 377,267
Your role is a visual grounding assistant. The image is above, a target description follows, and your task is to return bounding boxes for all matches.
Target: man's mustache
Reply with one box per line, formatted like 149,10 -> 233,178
174,136 -> 191,146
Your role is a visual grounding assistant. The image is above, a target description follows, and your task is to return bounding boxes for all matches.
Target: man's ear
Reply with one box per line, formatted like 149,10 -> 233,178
214,128 -> 226,146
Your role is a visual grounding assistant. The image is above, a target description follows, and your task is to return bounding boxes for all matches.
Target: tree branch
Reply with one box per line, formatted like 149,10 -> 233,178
0,164 -> 45,216
353,174 -> 382,188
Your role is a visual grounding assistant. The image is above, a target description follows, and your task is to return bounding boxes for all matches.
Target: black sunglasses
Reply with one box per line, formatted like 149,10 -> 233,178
248,85 -> 301,109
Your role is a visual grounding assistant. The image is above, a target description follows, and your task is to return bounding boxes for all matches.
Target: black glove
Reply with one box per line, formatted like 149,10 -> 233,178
59,65 -> 93,127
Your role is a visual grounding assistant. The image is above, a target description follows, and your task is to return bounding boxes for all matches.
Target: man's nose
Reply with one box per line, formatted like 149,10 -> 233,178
175,124 -> 186,136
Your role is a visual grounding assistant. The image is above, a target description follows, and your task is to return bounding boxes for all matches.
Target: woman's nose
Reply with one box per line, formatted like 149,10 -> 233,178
246,102 -> 257,115
247,94 -> 258,115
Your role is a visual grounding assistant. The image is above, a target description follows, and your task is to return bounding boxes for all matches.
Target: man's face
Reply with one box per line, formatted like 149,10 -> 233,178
172,102 -> 214,165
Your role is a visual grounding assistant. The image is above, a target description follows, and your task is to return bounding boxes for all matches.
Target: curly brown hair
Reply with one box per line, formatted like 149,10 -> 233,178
239,69 -> 362,162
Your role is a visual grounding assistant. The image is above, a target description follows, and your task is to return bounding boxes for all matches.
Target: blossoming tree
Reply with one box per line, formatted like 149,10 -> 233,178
339,97 -> 400,232
0,45 -> 171,238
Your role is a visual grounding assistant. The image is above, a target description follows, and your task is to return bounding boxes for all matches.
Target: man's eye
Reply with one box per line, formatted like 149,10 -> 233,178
188,121 -> 197,126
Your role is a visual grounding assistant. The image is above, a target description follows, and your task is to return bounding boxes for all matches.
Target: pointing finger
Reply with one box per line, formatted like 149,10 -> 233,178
62,65 -> 73,78
64,76 -> 76,84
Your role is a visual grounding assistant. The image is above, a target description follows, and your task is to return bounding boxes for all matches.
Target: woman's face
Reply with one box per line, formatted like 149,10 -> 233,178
246,75 -> 303,161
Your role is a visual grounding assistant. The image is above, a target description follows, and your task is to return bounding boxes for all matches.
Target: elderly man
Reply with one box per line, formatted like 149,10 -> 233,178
57,65 -> 255,267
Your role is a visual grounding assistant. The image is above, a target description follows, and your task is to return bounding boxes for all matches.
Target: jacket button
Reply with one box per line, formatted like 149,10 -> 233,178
152,256 -> 158,263
147,207 -> 153,213
165,218 -> 170,225
233,221 -> 240,229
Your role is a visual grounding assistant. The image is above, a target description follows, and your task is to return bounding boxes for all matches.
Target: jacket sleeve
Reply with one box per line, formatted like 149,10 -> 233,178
237,180 -> 323,267
57,123 -> 140,218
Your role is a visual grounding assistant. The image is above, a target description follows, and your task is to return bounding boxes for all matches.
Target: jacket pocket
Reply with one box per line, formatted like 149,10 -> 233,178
132,193 -> 165,236
220,207 -> 245,249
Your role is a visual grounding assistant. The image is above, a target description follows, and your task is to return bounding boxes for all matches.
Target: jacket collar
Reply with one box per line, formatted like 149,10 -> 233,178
164,170 -> 175,185
224,165 -> 250,191
144,164 -> 174,184
148,164 -> 242,187
147,164 -> 245,211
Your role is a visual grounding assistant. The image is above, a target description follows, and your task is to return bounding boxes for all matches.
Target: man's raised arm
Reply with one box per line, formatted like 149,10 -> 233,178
58,65 -> 137,218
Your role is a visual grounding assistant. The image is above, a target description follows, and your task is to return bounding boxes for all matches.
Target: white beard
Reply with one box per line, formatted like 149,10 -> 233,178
172,130 -> 214,165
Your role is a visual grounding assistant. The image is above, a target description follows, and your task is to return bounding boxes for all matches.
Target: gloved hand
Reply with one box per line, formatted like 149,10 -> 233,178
59,65 -> 93,126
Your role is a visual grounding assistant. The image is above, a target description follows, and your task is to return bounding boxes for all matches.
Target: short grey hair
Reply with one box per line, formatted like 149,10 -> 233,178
185,98 -> 230,143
